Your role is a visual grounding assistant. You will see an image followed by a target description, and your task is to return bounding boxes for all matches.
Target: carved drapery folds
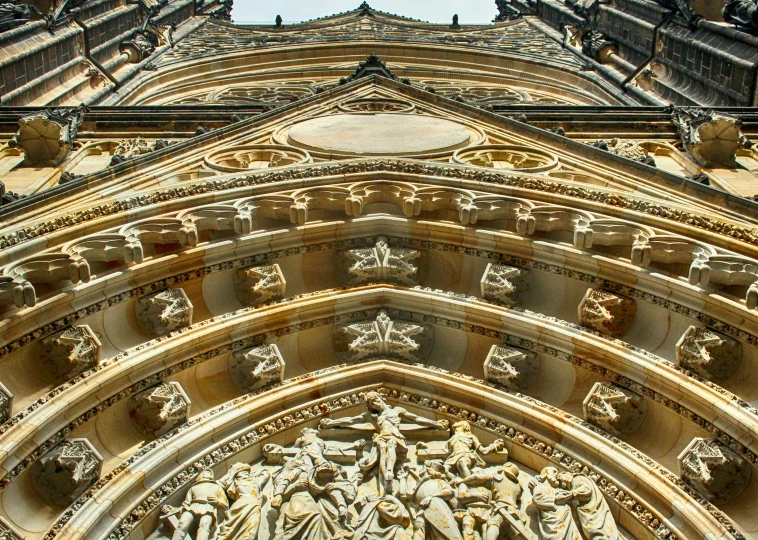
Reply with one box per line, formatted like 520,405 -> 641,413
39,324 -> 101,381
582,382 -> 646,438
483,344 -> 538,392
31,438 -> 103,505
229,344 -> 285,392
128,382 -> 191,439
670,107 -> 751,167
480,263 -> 527,305
675,326 -> 742,381
578,289 -> 637,338
341,310 -> 424,361
345,237 -> 419,285
136,288 -> 193,337
234,264 -> 286,306
678,438 -> 751,505
7,106 -> 87,167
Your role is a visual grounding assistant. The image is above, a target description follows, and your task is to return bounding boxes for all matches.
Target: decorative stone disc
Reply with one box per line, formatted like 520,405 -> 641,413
287,114 -> 471,156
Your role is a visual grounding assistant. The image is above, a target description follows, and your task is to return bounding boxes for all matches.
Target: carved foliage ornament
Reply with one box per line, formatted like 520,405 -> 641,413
342,310 -> 424,361
480,263 -> 528,305
8,105 -> 87,167
678,438 -> 751,505
234,264 -> 286,306
136,288 -> 193,337
31,438 -> 103,505
675,326 -> 742,381
670,107 -> 751,167
582,382 -> 646,438
39,324 -> 101,381
229,343 -> 286,393
345,237 -> 419,285
483,344 -> 538,392
128,382 -> 191,439
578,289 -> 636,338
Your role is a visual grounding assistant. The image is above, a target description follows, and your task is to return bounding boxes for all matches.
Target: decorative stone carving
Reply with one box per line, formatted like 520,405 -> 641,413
593,138 -> 655,166
0,517 -> 24,540
31,438 -> 103,505
234,264 -> 286,306
678,438 -> 751,505
0,381 -> 12,424
339,53 -> 410,85
689,254 -> 758,309
342,310 -> 424,361
724,1 -> 758,31
345,237 -> 419,285
453,145 -> 558,172
229,344 -> 285,392
479,263 -> 527,305
136,288 -> 193,337
0,276 -> 35,308
0,1 -> 42,33
582,382 -> 646,437
7,106 -> 87,166
110,136 -> 154,165
483,344 -> 538,392
128,382 -> 191,439
670,107 -> 750,167
578,289 -> 636,338
39,325 -> 101,381
675,326 -> 742,381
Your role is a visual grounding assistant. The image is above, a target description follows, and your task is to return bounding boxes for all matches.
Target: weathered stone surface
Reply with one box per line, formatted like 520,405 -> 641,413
342,310 -> 424,361
676,326 -> 742,381
128,382 -> 191,439
578,289 -> 636,338
678,438 -> 751,505
583,382 -> 646,438
234,264 -> 286,306
229,344 -> 285,392
136,288 -> 193,337
0,517 -> 23,540
39,325 -> 101,381
0,382 -> 12,424
479,263 -> 527,305
345,237 -> 419,285
671,108 -> 750,167
7,106 -> 86,166
483,344 -> 538,392
31,438 -> 103,505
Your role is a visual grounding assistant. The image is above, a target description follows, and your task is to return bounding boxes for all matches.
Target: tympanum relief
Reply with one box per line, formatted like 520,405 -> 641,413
150,391 -> 622,540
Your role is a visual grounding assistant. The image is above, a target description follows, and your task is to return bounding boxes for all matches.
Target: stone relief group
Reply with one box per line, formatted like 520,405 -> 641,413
151,392 -> 621,540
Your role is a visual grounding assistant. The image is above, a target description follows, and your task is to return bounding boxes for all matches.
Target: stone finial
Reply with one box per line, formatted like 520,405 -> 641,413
136,288 -> 193,337
676,326 -> 742,381
0,517 -> 24,540
343,310 -> 424,361
39,325 -> 101,381
31,438 -> 103,505
578,289 -> 636,338
483,345 -> 538,392
229,344 -> 285,392
582,382 -> 646,438
451,14 -> 460,29
128,382 -> 191,439
0,382 -> 13,424
480,263 -> 527,305
7,105 -> 87,167
234,264 -> 286,306
275,14 -> 282,27
678,438 -> 751,505
345,237 -> 419,285
670,107 -> 750,167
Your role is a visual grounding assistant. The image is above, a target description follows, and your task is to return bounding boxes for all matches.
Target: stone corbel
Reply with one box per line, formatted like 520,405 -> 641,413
0,276 -> 35,308
670,107 -> 751,167
62,233 -> 144,268
0,381 -> 13,424
177,205 -> 253,236
345,237 -> 419,286
632,235 -> 714,270
120,218 -> 198,250
229,344 -> 286,392
676,326 -> 742,381
7,105 -> 87,167
341,310 -> 425,362
128,382 -> 191,439
479,263 -> 529,305
31,438 -> 103,505
678,437 -> 751,505
516,206 -> 590,236
483,344 -> 538,392
234,264 -> 286,306
578,289 -> 637,337
39,324 -> 101,381
689,254 -> 758,309
136,288 -> 193,337
582,382 -> 646,437
1,252 -> 91,309
573,218 -> 652,258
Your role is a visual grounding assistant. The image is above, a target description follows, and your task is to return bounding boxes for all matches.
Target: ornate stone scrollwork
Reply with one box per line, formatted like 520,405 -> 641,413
483,344 -> 538,392
234,264 -> 287,306
7,105 -> 87,166
345,237 -> 419,285
136,288 -> 193,337
675,326 -> 742,381
109,136 -> 156,165
31,438 -> 103,505
453,145 -> 558,172
39,324 -> 101,381
338,98 -> 415,113
578,289 -> 636,338
670,107 -> 751,167
678,438 -> 751,505
0,381 -> 12,424
582,382 -> 646,438
479,263 -> 528,305
341,310 -> 424,361
204,145 -> 310,172
229,344 -> 286,393
128,382 -> 191,439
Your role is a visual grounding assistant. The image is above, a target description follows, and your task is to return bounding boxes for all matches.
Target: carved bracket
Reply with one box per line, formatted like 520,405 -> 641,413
578,289 -> 637,338
583,382 -> 646,438
39,325 -> 101,381
7,106 -> 87,167
483,344 -> 538,392
675,326 -> 742,381
480,263 -> 528,305
234,264 -> 286,306
0,381 -> 13,424
31,438 -> 103,505
128,382 -> 191,439
136,288 -> 193,337
689,254 -> 758,309
345,237 -> 419,285
341,310 -> 425,362
229,344 -> 286,393
678,437 -> 751,505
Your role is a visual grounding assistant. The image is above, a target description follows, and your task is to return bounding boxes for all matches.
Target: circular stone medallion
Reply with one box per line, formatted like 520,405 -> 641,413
287,114 -> 471,156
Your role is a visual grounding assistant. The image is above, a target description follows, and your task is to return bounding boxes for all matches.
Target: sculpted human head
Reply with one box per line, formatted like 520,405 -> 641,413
557,471 -> 573,489
452,420 -> 471,433
364,391 -> 389,412
196,469 -> 215,483
540,467 -> 559,487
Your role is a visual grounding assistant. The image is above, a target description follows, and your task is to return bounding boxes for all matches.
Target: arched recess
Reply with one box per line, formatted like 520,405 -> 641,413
42,361 -> 736,540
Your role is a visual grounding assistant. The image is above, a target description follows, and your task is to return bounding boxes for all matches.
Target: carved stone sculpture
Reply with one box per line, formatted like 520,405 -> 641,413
128,382 -> 191,439
110,136 -> 154,165
479,263 -> 528,305
234,264 -> 286,306
578,289 -> 636,338
531,467 -> 582,540
408,461 -> 462,540
342,310 -> 424,361
676,326 -> 742,381
483,344 -> 538,392
0,0 -> 42,32
442,420 -> 505,480
582,383 -> 646,438
723,1 -> 758,31
0,381 -> 13,424
557,471 -> 620,540
217,465 -> 270,540
670,107 -> 750,167
340,53 -> 409,85
39,325 -> 101,381
229,344 -> 285,392
8,106 -> 87,166
31,438 -> 103,505
0,517 -> 24,540
136,288 -> 193,337
163,470 -> 229,540
678,438 -> 751,505
593,138 -> 655,166
345,237 -> 419,285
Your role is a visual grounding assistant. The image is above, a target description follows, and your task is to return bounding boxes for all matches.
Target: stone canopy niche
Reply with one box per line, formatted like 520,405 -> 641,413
148,389 -> 625,540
